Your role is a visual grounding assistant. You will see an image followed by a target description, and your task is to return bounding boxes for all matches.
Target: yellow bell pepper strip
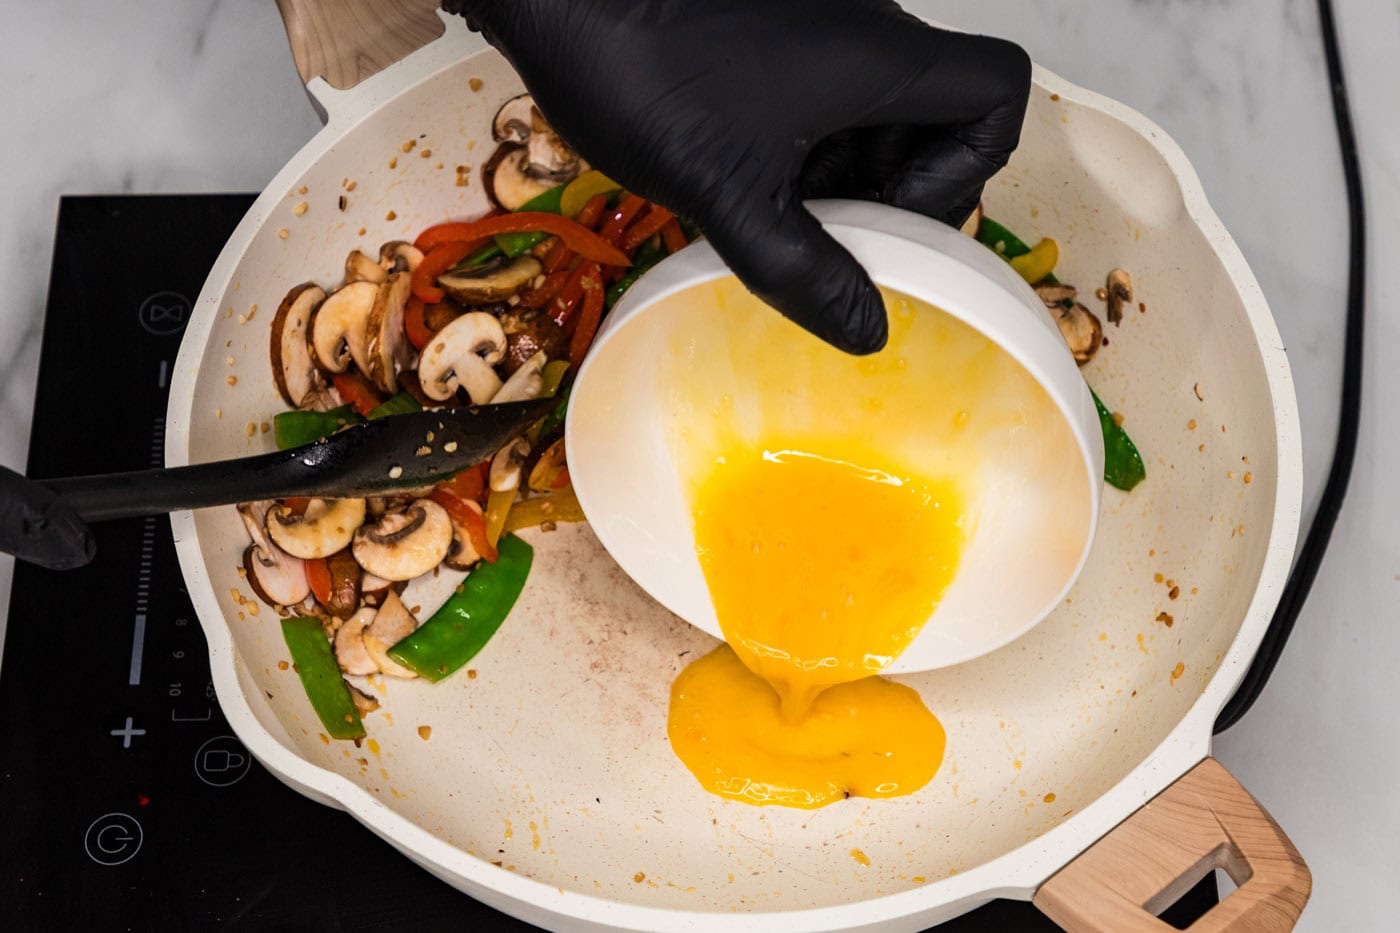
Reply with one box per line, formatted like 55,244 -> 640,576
483,487 -> 518,548
386,533 -> 533,681
280,617 -> 365,740
503,486 -> 587,533
273,405 -> 362,450
1009,237 -> 1059,284
559,170 -> 621,219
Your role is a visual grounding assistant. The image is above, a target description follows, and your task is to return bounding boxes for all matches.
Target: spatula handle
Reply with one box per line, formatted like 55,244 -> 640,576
1033,757 -> 1310,932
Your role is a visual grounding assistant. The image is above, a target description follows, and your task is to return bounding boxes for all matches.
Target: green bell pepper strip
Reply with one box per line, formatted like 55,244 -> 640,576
387,534 -> 533,681
366,392 -> 423,420
1093,389 -> 1147,492
273,405 -> 362,450
281,616 -> 366,740
976,215 -> 1146,490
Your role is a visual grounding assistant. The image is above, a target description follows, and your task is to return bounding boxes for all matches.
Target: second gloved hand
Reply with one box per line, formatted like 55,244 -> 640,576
445,0 -> 1031,354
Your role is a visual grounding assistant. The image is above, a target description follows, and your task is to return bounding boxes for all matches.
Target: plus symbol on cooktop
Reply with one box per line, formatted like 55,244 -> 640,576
110,717 -> 146,749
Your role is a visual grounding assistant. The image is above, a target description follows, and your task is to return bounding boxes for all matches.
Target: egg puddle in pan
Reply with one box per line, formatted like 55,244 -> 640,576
662,280 -> 1077,809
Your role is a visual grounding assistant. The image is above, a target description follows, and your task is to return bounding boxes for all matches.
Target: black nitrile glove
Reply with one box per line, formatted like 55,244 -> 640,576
0,466 -> 94,569
443,0 -> 1031,354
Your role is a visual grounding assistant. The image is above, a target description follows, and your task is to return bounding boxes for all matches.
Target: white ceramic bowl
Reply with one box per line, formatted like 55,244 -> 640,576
568,200 -> 1105,672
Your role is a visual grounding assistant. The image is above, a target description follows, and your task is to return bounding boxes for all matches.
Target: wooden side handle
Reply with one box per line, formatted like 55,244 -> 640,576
1034,757 -> 1310,932
275,0 -> 446,91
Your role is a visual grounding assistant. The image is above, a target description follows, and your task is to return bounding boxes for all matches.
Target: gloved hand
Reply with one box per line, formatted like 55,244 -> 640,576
0,466 -> 94,570
443,0 -> 1031,354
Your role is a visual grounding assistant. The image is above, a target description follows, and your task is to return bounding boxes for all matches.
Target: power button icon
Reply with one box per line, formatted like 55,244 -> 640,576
84,813 -> 143,866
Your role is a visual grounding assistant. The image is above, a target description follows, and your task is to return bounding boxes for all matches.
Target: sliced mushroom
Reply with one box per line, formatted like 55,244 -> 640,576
345,250 -> 388,285
351,499 -> 454,581
365,271 -> 415,394
348,683 -> 380,717
238,501 -> 310,607
1106,268 -> 1133,326
960,202 -> 983,239
437,254 -> 542,305
298,384 -> 342,413
492,350 -> 548,404
309,280 -> 378,375
1049,302 -> 1104,366
417,311 -> 507,403
490,437 -> 531,493
266,497 -> 367,560
485,96 -> 586,209
443,498 -> 485,571
320,548 -> 363,619
379,240 -> 424,274
270,283 -> 327,407
334,607 -> 380,676
500,307 -> 567,376
360,572 -> 392,607
493,94 -> 538,145
1034,282 -> 1078,307
363,591 -> 419,679
481,145 -> 553,211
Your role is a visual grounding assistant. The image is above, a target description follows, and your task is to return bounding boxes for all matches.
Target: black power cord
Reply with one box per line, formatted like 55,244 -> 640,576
1215,0 -> 1366,733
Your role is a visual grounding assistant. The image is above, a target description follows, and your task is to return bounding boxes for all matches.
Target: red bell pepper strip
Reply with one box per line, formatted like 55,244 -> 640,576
569,275 -> 607,367
574,193 -> 610,231
553,260 -> 600,330
598,195 -> 647,246
439,461 -> 489,505
414,214 -> 630,267
412,240 -> 486,303
403,296 -> 434,351
661,218 -> 688,254
539,238 -> 574,275
331,371 -> 385,417
621,205 -> 676,253
429,488 -> 498,564
281,497 -> 312,515
551,465 -> 572,490
305,557 -> 332,606
517,268 -> 571,309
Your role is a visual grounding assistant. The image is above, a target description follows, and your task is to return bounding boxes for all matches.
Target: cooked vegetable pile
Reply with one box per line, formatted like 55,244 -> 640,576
239,95 -> 693,740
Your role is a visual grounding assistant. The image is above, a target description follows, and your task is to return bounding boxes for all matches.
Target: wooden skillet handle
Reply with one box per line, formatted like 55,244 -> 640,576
1033,757 -> 1310,932
275,0 -> 445,91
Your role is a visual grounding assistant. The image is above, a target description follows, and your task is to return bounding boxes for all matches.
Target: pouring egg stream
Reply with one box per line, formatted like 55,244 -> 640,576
663,279 -> 1081,809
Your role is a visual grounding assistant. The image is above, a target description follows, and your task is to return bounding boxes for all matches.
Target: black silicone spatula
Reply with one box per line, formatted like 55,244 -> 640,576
0,396 -> 556,571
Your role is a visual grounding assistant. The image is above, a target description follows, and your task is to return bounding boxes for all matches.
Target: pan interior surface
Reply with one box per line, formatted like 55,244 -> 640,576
175,46 -> 1293,919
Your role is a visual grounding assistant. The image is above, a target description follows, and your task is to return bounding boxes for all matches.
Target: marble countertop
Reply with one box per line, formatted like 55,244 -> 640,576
2,1 -> 1396,927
